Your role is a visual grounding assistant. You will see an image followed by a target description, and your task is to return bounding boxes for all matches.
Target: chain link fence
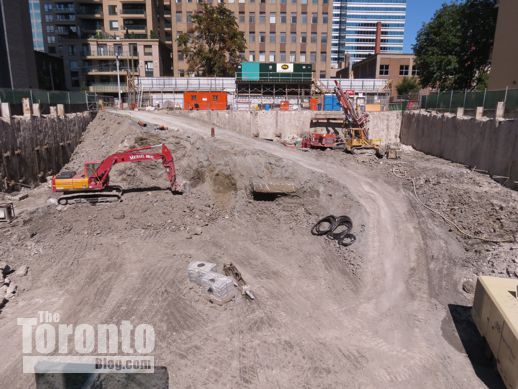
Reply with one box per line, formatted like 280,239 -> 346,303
0,89 -> 114,116
420,88 -> 518,118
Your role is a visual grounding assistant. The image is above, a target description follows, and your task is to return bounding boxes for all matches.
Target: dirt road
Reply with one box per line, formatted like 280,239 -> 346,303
0,110 -> 509,388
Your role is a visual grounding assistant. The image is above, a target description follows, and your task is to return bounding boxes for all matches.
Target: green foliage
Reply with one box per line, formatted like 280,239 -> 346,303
177,4 -> 246,76
413,0 -> 497,90
149,30 -> 158,39
396,77 -> 420,97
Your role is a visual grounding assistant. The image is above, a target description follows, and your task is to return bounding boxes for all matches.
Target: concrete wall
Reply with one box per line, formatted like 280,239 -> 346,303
177,110 -> 402,144
401,111 -> 518,186
0,112 -> 93,191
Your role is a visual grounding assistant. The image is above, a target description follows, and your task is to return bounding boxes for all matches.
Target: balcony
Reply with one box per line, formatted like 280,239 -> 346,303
123,21 -> 147,31
86,49 -> 138,59
77,6 -> 102,17
121,6 -> 146,17
86,64 -> 139,75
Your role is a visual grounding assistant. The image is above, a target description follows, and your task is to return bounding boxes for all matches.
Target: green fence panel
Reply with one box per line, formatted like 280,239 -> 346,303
484,90 -> 506,111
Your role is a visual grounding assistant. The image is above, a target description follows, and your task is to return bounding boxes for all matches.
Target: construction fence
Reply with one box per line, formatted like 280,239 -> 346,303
0,89 -> 114,116
420,88 -> 518,118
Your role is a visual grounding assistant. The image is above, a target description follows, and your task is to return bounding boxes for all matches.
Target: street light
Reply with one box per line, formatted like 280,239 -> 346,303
116,53 -> 122,109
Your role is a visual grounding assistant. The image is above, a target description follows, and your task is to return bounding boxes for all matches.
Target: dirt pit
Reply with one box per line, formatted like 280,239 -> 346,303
0,110 -> 516,388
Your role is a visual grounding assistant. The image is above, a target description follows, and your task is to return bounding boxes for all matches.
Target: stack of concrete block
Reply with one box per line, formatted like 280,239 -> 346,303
187,261 -> 217,285
187,261 -> 236,304
200,272 -> 236,304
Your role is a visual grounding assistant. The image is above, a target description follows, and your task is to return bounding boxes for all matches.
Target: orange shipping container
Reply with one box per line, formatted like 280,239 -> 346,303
184,92 -> 228,110
280,101 -> 289,111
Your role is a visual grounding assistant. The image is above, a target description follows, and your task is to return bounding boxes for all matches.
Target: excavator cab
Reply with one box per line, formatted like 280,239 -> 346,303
85,162 -> 100,179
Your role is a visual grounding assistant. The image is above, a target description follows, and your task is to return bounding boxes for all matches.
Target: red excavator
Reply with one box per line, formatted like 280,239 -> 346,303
52,143 -> 181,205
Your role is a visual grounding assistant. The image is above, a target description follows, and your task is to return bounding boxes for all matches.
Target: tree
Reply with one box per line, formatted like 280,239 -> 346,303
177,4 -> 246,76
413,0 -> 497,90
396,77 -> 420,97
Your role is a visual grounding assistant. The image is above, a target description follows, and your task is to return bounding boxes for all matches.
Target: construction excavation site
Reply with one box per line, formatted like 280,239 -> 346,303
0,93 -> 518,388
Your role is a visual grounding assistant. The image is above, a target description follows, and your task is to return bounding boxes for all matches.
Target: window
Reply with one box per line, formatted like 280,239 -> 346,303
269,52 -> 275,62
176,12 -> 182,22
301,13 -> 307,24
310,52 -> 316,63
311,32 -> 317,43
186,12 -> 193,23
97,44 -> 107,55
108,5 -> 117,15
46,25 -> 54,33
399,65 -> 409,76
212,95 -> 219,101
300,32 -> 306,43
321,33 -> 327,44
249,51 -> 255,61
144,45 -> 152,55
269,13 -> 275,23
320,71 -> 326,78
259,52 -> 265,61
411,66 -> 419,76
109,20 -> 119,30
269,33 -> 275,43
379,64 -> 389,76
300,52 -> 306,62
249,12 -> 255,23
289,51 -> 296,62
280,32 -> 286,43
322,13 -> 328,24
145,61 -> 153,77
259,13 -> 265,23
259,32 -> 265,43
311,13 -> 317,24
68,45 -> 76,56
280,12 -> 286,23
280,52 -> 286,62
290,12 -> 296,23
191,95 -> 197,100
249,32 -> 255,43
239,13 -> 245,23
320,52 -> 326,62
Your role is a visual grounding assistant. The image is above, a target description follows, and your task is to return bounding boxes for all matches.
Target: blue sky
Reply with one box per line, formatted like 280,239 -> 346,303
404,0 -> 455,52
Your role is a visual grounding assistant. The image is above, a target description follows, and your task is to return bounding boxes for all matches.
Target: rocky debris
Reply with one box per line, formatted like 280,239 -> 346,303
0,262 -> 18,306
47,198 -> 58,206
187,261 -> 236,304
462,279 -> 476,294
16,265 -> 28,277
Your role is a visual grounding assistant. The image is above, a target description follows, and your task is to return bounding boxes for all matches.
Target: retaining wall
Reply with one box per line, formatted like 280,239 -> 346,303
0,112 -> 93,191
401,112 -> 518,186
177,110 -> 402,144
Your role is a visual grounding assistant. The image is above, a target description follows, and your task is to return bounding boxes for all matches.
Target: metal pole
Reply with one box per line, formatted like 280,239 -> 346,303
463,89 -> 467,108
482,88 -> 487,108
116,54 -> 121,109
449,90 -> 453,113
504,86 -> 509,104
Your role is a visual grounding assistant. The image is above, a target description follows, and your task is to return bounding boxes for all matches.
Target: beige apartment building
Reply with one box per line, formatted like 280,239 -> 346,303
488,0 -> 518,90
163,0 -> 334,78
41,0 -> 171,91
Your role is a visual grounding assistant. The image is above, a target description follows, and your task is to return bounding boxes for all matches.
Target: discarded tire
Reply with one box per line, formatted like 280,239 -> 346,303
327,216 -> 353,240
311,214 -> 356,247
337,233 -> 356,247
311,216 -> 337,236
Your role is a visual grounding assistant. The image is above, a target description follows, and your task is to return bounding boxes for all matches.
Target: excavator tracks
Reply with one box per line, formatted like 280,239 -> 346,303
57,186 -> 123,205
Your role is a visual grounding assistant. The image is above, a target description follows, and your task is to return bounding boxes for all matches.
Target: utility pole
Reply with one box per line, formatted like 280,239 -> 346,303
116,53 -> 122,108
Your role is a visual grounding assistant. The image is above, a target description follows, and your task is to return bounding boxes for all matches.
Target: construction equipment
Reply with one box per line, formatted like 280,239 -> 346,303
334,80 -> 383,156
301,132 -> 338,150
52,144 -> 180,205
472,276 -> 518,389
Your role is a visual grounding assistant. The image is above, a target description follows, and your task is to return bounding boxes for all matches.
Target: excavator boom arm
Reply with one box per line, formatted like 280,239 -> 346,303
90,144 -> 176,189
